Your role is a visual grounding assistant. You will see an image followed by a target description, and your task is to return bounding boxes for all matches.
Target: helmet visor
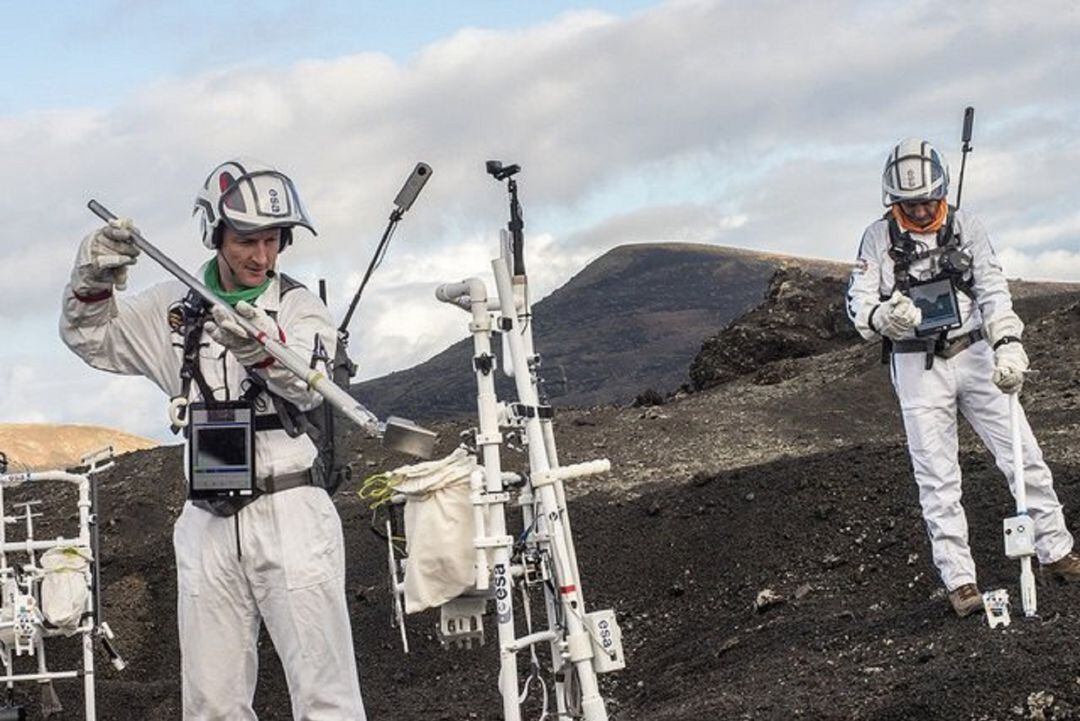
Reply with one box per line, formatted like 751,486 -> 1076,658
217,170 -> 316,236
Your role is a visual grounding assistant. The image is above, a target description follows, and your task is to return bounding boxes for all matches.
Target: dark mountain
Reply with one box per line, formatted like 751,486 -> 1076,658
355,242 -> 849,419
689,265 -> 861,390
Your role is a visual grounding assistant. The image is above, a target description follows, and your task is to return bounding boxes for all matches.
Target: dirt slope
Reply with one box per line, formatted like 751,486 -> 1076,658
3,283 -> 1078,720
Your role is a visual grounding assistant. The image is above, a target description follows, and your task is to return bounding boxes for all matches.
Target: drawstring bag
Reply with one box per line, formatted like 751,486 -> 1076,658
387,448 -> 478,613
40,546 -> 93,634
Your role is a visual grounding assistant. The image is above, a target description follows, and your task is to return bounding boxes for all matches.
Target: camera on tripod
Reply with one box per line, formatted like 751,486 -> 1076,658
485,160 -> 520,181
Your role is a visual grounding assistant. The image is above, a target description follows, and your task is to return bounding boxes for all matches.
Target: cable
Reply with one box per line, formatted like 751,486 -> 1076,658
357,472 -> 397,509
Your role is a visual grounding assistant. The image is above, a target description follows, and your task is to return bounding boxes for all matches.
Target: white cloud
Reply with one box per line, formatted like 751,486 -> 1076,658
997,248 -> 1080,283
2,0 -> 1079,438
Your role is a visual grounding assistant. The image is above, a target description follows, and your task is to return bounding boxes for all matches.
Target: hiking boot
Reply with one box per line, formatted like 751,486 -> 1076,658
1043,551 -> 1080,582
947,584 -> 984,618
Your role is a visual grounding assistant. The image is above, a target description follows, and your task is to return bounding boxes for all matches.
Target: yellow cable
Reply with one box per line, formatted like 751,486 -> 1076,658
357,472 -> 397,509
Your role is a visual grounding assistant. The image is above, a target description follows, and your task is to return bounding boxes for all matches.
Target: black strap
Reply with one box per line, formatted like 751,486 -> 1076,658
891,329 -> 984,359
885,207 -> 973,299
257,469 -> 315,494
254,414 -> 286,431
992,335 -> 1022,350
172,290 -> 213,434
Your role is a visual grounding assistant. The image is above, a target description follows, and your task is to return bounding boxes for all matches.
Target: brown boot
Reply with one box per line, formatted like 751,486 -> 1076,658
1043,551 -> 1080,582
947,584 -> 984,618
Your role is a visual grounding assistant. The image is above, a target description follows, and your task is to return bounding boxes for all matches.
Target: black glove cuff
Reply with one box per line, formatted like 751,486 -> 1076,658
992,335 -> 1022,350
867,304 -> 882,333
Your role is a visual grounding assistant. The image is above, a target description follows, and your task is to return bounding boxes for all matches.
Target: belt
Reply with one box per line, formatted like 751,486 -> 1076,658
891,328 -> 984,369
892,328 -> 984,358
257,469 -> 315,494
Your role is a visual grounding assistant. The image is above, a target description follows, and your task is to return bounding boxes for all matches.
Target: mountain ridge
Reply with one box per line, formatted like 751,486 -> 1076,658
355,242 -> 853,420
0,423 -> 158,472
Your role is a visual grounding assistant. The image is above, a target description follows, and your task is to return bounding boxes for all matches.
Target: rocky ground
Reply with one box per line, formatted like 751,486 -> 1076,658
3,278 -> 1079,720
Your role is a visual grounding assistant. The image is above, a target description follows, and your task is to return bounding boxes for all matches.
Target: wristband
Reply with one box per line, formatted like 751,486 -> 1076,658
72,288 -> 113,303
992,335 -> 1021,350
867,304 -> 882,333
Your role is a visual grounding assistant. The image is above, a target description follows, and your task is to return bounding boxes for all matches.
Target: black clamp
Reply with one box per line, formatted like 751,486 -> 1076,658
473,353 -> 495,375
509,403 -> 554,420
510,402 -> 536,419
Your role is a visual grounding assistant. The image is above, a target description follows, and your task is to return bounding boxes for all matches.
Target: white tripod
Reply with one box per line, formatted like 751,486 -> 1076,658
422,162 -> 623,721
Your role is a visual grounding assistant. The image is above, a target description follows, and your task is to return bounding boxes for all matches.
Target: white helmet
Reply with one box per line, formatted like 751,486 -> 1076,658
193,157 -> 316,250
881,138 -> 950,206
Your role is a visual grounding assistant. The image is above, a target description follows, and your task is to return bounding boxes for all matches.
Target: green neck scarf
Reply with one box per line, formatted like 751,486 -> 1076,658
204,258 -> 272,307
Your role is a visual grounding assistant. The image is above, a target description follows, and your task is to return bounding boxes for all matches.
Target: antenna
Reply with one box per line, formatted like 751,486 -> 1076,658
955,107 -> 975,209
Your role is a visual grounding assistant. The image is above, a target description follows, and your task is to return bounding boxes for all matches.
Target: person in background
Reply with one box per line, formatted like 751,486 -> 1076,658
846,138 -> 1080,617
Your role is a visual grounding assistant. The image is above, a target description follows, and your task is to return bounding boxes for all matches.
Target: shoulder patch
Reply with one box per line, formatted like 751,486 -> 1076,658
167,302 -> 184,333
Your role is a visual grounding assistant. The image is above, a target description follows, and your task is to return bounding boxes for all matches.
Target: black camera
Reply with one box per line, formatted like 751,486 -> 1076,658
486,160 -> 521,181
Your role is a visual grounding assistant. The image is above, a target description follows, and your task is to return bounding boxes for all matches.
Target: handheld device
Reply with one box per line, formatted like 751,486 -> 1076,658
910,277 -> 962,337
187,401 -> 256,499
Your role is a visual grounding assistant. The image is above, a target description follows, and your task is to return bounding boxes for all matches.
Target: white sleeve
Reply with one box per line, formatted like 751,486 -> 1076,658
962,212 -> 1024,339
59,272 -> 182,396
846,222 -> 887,341
252,288 -> 337,411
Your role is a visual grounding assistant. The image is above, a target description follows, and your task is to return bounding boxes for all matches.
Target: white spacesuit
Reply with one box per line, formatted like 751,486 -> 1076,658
60,158 -> 367,719
846,139 -> 1079,616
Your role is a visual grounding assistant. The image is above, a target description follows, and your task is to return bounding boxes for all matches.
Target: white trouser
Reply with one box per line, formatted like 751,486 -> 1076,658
891,340 -> 1073,591
173,486 -> 366,721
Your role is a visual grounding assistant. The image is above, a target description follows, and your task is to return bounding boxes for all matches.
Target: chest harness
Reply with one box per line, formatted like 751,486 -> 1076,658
172,274 -> 331,516
879,206 -> 981,370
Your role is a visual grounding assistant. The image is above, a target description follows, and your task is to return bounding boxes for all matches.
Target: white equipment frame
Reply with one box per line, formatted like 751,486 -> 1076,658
0,447 -> 124,720
411,174 -> 623,719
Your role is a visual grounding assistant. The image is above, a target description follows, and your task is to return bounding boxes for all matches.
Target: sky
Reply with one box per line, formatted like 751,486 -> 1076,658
1,0 -> 1078,443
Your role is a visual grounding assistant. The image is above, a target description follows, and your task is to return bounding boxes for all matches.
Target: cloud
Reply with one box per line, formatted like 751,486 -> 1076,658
2,0 -> 1079,437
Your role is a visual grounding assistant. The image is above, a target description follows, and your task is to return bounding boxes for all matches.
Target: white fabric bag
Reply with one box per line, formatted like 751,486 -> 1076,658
389,447 -> 477,613
40,546 -> 93,634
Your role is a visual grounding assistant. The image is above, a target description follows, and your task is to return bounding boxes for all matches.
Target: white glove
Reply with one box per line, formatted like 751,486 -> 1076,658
872,291 -> 923,340
86,219 -> 141,290
992,341 -> 1029,394
204,301 -> 279,368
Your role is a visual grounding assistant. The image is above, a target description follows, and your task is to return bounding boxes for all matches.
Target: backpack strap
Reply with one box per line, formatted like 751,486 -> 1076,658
172,290 -> 215,434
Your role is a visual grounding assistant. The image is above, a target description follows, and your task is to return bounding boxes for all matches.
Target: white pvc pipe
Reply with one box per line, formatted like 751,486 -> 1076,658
1010,393 -> 1037,617
0,671 -> 81,682
469,469 -> 491,591
492,258 -> 609,721
437,277 -> 522,721
506,629 -> 560,653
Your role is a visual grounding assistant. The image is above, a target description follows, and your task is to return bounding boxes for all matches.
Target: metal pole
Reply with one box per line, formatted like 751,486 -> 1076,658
955,106 -> 975,209
87,200 -> 381,434
436,278 -> 522,721
492,259 -> 610,721
1010,394 -> 1037,617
